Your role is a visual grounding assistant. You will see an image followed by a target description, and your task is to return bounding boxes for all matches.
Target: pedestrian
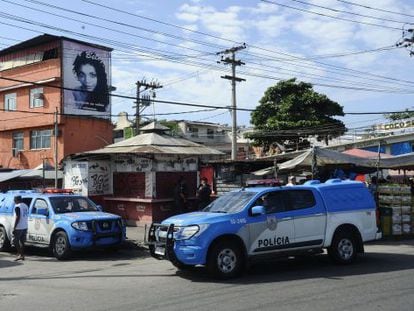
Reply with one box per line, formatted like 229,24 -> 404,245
286,176 -> 296,186
174,176 -> 188,214
196,177 -> 212,210
13,195 -> 29,261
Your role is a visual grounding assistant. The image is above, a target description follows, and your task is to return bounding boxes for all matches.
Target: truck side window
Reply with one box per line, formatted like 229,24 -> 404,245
263,191 -> 289,214
287,190 -> 316,210
32,199 -> 48,215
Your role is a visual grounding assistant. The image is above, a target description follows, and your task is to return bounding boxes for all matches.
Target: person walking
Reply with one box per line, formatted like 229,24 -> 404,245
13,195 -> 29,261
196,177 -> 212,210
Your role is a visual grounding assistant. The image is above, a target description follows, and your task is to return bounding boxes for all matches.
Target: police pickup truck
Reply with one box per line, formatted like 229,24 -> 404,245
148,179 -> 382,278
0,189 -> 126,260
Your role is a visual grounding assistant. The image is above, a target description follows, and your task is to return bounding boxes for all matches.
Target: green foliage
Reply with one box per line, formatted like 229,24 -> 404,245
159,120 -> 179,136
385,109 -> 414,121
248,78 -> 346,150
123,127 -> 135,139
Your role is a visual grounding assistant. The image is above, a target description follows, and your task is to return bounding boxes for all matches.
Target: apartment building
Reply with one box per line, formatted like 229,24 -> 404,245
0,34 -> 113,169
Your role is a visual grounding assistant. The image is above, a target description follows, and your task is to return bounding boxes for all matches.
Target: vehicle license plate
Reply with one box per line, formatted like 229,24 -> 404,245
155,246 -> 165,256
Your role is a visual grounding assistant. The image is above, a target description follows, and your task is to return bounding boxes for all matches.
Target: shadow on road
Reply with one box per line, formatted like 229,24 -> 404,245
175,251 -> 414,284
0,242 -> 150,263
0,258 -> 23,269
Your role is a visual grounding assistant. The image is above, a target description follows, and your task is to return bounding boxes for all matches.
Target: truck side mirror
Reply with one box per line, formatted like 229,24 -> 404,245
96,205 -> 103,212
251,205 -> 266,216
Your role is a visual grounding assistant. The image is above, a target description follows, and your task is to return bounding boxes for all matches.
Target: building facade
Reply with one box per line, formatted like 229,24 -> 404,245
175,120 -> 253,159
0,34 -> 113,170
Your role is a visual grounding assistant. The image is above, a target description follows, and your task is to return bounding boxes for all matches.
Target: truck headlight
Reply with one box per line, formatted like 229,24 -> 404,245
175,224 -> 209,240
72,221 -> 89,231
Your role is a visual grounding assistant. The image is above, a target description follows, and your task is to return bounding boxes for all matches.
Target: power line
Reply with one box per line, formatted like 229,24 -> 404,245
286,0 -> 413,25
3,5 -> 414,94
4,15 -> 411,95
261,0 -> 402,30
335,0 -> 414,19
2,77 -> 414,117
16,0 -> 225,50
0,76 -> 254,112
141,108 -> 218,117
77,0 -> 414,88
292,45 -> 397,60
1,0 -> 220,56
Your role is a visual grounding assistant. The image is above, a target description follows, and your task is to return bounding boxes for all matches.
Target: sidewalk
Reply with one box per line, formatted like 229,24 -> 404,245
125,225 -> 149,247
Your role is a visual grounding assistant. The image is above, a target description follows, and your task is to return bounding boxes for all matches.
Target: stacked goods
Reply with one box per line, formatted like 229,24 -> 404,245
378,184 -> 413,236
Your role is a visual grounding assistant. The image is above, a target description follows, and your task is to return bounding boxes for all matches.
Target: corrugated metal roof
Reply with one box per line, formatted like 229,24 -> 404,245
83,132 -> 223,156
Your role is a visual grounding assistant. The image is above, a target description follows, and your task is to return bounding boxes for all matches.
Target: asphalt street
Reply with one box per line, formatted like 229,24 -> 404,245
1,240 -> 414,311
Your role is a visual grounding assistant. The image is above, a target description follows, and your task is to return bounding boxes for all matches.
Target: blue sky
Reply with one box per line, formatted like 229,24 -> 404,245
2,0 -> 414,134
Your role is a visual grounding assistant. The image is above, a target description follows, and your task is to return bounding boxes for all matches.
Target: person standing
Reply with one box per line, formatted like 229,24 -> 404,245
196,177 -> 212,210
174,176 -> 188,214
13,196 -> 29,261
286,176 -> 297,186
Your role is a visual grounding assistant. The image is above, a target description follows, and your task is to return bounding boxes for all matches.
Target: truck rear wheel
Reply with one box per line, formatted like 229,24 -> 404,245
0,226 -> 10,251
328,231 -> 357,264
207,241 -> 243,279
52,231 -> 72,260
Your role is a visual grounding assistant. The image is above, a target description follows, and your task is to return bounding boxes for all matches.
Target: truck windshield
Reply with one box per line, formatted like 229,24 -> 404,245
203,191 -> 256,214
49,196 -> 99,214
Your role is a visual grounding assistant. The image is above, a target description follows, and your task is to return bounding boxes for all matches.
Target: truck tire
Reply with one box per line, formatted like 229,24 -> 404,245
0,226 -> 10,251
207,241 -> 243,279
328,230 -> 357,264
52,231 -> 72,260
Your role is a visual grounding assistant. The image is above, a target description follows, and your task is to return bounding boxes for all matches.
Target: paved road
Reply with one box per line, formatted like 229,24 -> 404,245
1,241 -> 414,311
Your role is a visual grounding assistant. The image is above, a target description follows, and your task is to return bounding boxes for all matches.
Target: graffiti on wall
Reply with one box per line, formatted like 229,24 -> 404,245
113,155 -> 152,172
88,161 -> 112,195
64,160 -> 112,196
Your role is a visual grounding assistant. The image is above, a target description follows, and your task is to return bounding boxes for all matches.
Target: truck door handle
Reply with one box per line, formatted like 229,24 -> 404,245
313,213 -> 325,216
281,217 -> 293,221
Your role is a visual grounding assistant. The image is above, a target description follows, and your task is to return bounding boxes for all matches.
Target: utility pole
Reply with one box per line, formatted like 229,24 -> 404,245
217,44 -> 246,161
134,79 -> 162,135
396,27 -> 414,55
54,108 -> 58,188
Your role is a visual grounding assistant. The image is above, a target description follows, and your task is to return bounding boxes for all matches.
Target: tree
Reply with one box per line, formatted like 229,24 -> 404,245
248,79 -> 346,151
384,109 -> 414,121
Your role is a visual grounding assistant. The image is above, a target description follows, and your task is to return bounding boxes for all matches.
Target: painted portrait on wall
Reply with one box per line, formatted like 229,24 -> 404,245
62,40 -> 111,118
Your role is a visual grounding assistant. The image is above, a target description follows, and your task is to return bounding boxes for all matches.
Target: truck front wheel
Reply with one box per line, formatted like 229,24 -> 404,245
207,241 -> 243,279
52,231 -> 72,260
328,231 -> 357,264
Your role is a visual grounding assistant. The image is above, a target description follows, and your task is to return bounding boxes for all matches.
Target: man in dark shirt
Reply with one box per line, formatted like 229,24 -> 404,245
174,176 -> 188,214
197,177 -> 212,210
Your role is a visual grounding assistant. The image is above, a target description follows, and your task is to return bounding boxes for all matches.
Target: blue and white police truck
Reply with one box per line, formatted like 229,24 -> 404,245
0,189 -> 126,260
148,179 -> 382,278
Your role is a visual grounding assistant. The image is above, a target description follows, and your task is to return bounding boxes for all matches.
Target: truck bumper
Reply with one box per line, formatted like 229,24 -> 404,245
148,223 -> 206,266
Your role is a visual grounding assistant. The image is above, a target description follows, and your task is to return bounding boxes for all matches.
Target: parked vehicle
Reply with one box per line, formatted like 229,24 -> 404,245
148,179 -> 382,278
0,189 -> 126,260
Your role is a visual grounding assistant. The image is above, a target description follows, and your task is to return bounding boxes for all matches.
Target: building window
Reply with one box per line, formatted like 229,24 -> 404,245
30,88 -> 44,108
207,129 -> 214,139
189,127 -> 199,138
30,129 -> 52,149
4,93 -> 16,111
12,132 -> 24,156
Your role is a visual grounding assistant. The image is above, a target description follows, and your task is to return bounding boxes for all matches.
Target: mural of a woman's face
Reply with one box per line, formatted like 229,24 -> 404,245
77,64 -> 97,91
